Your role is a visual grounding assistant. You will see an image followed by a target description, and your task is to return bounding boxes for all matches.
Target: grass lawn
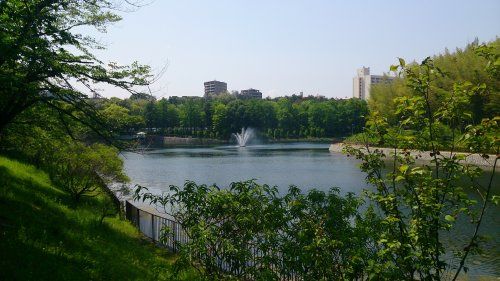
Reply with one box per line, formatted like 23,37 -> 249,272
0,156 -> 198,280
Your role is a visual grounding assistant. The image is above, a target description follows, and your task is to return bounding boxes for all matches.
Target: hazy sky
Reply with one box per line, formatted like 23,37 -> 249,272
92,0 -> 500,99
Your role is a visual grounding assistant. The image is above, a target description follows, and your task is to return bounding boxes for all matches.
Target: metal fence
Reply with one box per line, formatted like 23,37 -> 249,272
125,200 -> 301,280
125,201 -> 188,252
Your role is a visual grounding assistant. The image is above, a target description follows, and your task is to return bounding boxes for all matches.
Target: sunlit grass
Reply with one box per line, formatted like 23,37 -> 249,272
0,156 -> 199,280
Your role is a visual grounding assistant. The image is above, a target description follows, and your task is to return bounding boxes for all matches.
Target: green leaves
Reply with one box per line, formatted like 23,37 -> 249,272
0,0 -> 154,139
347,49 -> 500,280
51,141 -> 128,202
399,164 -> 409,174
444,215 -> 455,222
492,195 -> 500,206
398,57 -> 406,67
135,180 -> 374,280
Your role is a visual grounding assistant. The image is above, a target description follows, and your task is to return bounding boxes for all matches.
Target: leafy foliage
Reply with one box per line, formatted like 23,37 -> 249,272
0,0 -> 153,140
135,181 -> 378,280
97,95 -> 369,139
345,46 -> 499,280
50,142 -> 128,202
369,39 -> 500,127
0,102 -> 129,203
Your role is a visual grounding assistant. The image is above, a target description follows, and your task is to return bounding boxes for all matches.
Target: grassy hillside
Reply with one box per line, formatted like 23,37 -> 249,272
0,156 -> 196,280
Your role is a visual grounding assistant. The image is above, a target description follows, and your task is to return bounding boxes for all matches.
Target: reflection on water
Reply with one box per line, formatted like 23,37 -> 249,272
149,145 -> 329,158
123,143 -> 368,195
122,142 -> 499,278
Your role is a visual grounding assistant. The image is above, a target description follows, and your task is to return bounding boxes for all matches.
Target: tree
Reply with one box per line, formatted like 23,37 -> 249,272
276,98 -> 298,135
212,103 -> 230,138
165,104 -> 180,128
0,100 -> 129,206
179,99 -> 204,128
89,94 -> 368,140
155,98 -> 171,130
433,39 -> 500,123
52,142 -> 129,202
144,101 -> 158,130
0,0 -> 153,139
368,78 -> 410,125
203,99 -> 213,129
295,101 -> 310,137
101,103 -> 144,133
0,104 -> 73,166
308,102 -> 329,137
226,100 -> 246,133
368,39 -> 500,126
346,51 -> 498,279
338,98 -> 368,136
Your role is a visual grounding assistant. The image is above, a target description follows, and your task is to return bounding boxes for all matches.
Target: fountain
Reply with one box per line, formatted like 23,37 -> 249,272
233,128 -> 254,147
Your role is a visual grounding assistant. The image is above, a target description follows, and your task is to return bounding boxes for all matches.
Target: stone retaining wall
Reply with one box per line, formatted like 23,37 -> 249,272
329,143 -> 498,168
163,136 -> 224,145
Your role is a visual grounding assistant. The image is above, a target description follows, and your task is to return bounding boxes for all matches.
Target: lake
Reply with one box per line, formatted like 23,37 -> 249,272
122,142 -> 499,278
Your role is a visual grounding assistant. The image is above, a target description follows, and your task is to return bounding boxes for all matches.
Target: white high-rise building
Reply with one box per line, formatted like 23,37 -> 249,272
353,67 -> 393,100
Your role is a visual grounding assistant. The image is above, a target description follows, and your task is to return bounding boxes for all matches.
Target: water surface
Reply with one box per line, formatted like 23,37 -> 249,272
122,142 -> 499,278
123,143 -> 368,194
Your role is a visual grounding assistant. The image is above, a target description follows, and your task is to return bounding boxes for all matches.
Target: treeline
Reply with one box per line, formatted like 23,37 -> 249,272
96,94 -> 368,139
369,38 -> 500,126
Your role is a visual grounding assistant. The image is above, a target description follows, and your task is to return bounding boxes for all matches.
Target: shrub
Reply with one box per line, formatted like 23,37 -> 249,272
135,181 -> 377,280
51,142 -> 129,202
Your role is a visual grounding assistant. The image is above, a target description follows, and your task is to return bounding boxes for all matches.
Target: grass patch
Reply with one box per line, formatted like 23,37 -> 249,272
0,156 -> 198,280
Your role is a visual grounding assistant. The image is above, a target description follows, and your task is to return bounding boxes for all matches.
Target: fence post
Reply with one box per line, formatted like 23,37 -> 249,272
136,207 -> 140,229
151,213 -> 155,242
172,221 -> 177,252
125,201 -> 129,220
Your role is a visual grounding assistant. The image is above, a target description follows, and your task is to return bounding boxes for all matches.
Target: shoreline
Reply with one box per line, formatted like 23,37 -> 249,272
329,143 -> 499,168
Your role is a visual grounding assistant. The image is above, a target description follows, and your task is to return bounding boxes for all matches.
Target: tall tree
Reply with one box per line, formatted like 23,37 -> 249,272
369,39 -> 500,126
212,103 -> 230,138
276,98 -> 298,134
179,99 -> 204,128
143,101 -> 158,129
155,98 -> 169,129
0,0 -> 153,139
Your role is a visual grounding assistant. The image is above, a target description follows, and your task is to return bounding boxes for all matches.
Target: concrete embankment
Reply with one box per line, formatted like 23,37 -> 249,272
163,136 -> 225,145
329,143 -> 498,168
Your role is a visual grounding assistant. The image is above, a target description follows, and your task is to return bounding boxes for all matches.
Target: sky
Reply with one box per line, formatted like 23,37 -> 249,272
90,0 -> 500,99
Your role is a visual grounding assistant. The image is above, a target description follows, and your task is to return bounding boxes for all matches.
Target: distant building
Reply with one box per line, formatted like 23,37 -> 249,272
239,88 -> 262,99
204,80 -> 227,97
353,67 -> 394,100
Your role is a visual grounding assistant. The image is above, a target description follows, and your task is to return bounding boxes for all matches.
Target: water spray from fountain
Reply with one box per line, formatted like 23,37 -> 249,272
233,128 -> 254,147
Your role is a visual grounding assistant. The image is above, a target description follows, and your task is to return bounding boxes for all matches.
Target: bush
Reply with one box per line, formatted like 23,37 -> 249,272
135,181 -> 378,280
346,52 -> 498,279
51,142 -> 129,202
